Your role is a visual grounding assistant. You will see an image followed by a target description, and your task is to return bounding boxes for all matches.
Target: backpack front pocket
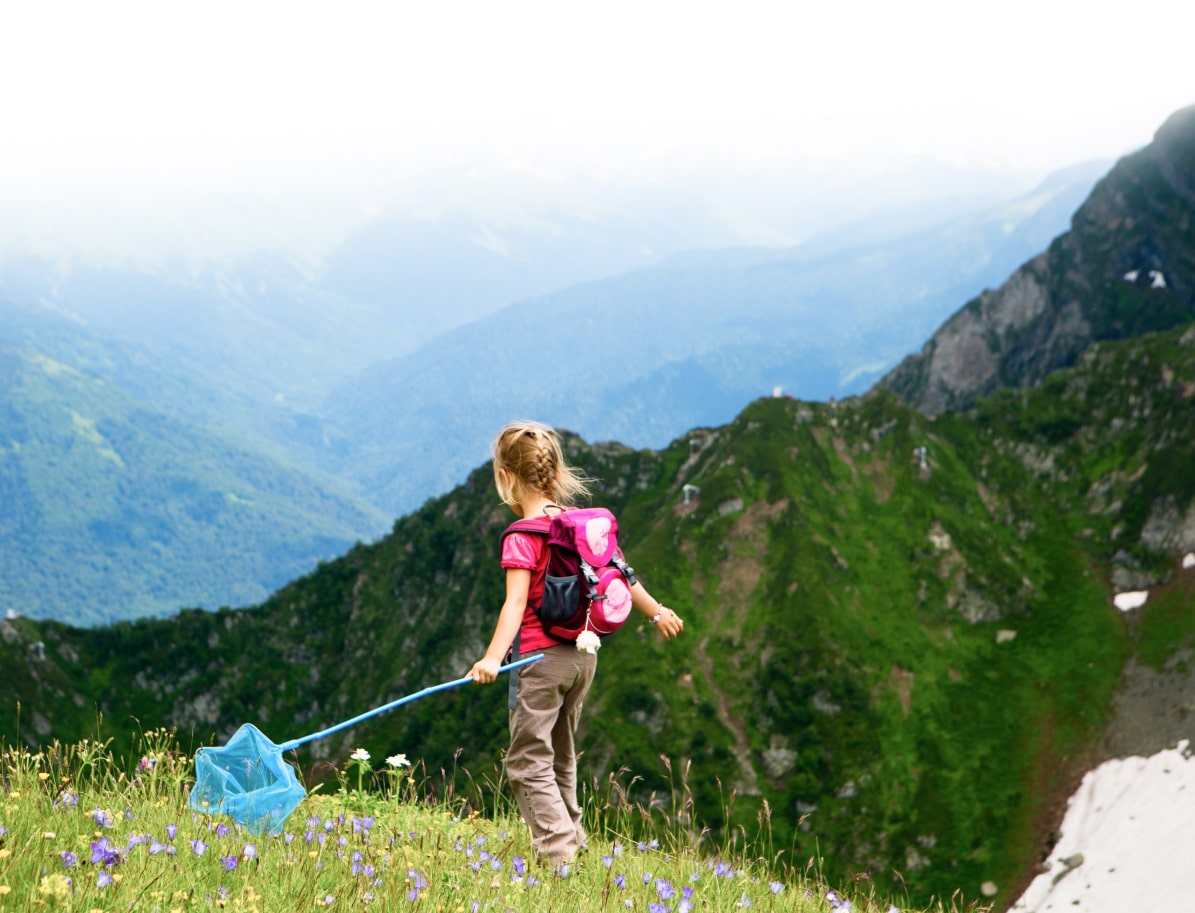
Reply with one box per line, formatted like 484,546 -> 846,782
540,574 -> 582,626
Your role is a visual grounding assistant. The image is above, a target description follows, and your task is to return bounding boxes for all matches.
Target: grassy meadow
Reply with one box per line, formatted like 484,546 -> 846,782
0,727 -> 986,913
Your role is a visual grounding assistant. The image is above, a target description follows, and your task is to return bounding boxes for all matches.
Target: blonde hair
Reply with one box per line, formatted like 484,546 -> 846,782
492,420 -> 591,508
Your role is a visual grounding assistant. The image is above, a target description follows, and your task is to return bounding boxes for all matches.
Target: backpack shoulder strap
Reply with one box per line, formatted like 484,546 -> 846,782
500,517 -> 552,558
502,516 -> 551,540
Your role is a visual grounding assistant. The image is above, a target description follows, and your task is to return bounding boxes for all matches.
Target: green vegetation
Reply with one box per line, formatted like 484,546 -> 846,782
0,730 -> 961,912
3,322 -> 1194,908
0,345 -> 387,625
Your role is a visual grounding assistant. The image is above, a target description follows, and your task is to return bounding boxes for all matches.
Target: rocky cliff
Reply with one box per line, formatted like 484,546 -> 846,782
879,104 -> 1195,413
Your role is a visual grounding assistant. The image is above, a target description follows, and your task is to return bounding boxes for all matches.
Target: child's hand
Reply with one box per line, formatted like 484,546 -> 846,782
655,606 -> 684,639
469,656 -> 502,684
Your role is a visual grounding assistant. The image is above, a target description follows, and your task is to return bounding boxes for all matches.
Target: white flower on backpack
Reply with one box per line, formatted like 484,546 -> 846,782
585,517 -> 611,555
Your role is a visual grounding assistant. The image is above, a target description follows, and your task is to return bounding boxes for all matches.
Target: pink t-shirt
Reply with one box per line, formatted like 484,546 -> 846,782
500,517 -> 566,652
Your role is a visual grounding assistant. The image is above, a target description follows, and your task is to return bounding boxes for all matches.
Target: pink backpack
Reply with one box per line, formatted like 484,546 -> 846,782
504,507 -> 638,642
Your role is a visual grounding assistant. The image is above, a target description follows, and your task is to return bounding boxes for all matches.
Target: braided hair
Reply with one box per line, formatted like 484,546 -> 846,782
491,421 -> 591,508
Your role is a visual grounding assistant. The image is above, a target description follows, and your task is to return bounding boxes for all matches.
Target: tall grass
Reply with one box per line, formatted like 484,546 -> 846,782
0,729 -> 983,912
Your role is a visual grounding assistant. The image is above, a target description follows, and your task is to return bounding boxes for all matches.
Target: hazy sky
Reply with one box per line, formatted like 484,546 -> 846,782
2,0 -> 1193,260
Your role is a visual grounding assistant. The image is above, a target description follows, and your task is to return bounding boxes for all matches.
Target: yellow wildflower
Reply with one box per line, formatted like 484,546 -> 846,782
38,874 -> 71,901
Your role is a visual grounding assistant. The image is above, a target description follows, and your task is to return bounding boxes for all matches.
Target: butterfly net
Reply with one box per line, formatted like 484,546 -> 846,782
186,655 -> 544,835
188,723 -> 306,835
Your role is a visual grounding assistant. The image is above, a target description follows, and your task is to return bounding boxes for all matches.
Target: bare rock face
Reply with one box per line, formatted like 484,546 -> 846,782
879,104 -> 1195,414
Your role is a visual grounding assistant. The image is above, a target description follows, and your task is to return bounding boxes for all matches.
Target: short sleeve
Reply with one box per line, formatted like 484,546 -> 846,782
501,532 -> 542,570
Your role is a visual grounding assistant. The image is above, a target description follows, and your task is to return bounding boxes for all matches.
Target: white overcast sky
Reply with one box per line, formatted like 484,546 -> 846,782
2,0 -> 1193,260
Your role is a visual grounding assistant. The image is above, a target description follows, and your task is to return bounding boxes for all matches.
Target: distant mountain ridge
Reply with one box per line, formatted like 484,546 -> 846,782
321,163 -> 1103,514
879,104 -> 1195,412
0,161 -> 1100,625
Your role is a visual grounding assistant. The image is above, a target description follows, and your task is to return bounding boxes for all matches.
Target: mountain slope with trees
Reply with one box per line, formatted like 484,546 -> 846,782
0,302 -> 387,624
5,318 -> 1194,910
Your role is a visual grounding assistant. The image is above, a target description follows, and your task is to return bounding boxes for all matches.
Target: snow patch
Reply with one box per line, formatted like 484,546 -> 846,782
1012,741 -> 1195,912
1121,268 -> 1167,289
1113,590 -> 1148,611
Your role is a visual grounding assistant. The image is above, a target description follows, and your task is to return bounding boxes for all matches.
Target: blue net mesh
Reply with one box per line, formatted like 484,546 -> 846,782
187,724 -> 307,835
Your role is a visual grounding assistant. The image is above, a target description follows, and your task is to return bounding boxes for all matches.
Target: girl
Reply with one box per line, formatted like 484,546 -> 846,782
468,420 -> 684,865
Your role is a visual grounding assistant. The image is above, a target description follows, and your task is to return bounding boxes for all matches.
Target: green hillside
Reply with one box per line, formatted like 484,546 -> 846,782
0,342 -> 387,625
4,321 -> 1193,907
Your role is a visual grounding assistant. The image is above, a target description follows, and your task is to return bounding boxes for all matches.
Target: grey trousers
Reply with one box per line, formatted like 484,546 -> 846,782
506,644 -> 597,864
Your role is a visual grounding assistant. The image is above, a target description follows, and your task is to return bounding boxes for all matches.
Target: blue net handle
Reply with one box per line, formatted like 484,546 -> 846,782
276,653 -> 544,753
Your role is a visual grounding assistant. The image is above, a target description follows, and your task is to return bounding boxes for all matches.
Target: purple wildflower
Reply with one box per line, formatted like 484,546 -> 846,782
216,823 -> 231,837
656,879 -> 676,900
97,871 -> 114,888
91,808 -> 114,828
90,836 -> 121,867
406,868 -> 430,900
165,823 -> 178,841
603,854 -> 614,868
221,855 -> 238,871
191,838 -> 208,856
513,856 -> 526,876
769,881 -> 784,894
149,840 -> 168,855
736,893 -> 753,908
60,850 -> 78,868
614,874 -> 627,890
243,844 -> 257,860
650,905 -> 667,913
